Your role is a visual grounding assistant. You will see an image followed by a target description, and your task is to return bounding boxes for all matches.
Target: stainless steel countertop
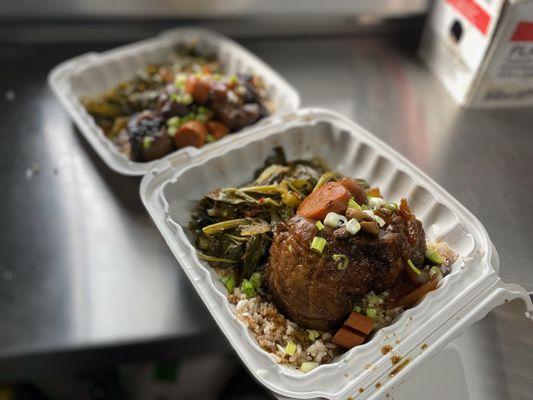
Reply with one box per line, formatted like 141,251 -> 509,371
0,35 -> 532,377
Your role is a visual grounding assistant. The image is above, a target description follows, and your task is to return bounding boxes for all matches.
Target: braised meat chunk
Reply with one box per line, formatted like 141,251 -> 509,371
266,209 -> 426,331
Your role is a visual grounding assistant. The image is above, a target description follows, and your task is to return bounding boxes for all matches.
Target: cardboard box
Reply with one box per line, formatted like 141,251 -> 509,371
420,0 -> 533,107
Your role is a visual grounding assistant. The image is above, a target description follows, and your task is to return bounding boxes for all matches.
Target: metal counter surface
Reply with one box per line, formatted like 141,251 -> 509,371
0,36 -> 532,378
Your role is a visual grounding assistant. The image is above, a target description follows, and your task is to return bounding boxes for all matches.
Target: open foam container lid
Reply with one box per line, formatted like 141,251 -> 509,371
140,107 -> 533,399
48,27 -> 300,175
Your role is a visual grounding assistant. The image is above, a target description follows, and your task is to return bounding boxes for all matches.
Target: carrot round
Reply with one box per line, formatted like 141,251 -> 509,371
206,120 -> 230,139
297,182 -> 351,220
388,277 -> 439,309
174,120 -> 207,148
185,76 -> 210,104
338,177 -> 367,205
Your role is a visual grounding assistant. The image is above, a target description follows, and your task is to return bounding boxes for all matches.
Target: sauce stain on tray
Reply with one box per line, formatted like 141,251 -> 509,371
390,358 -> 410,377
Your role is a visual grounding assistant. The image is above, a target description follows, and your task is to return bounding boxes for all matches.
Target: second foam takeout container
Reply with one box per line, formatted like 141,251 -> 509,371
140,108 -> 533,399
48,28 -> 300,176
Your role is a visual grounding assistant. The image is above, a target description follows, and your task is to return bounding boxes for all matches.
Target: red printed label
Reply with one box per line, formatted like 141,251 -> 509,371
511,22 -> 533,42
446,0 -> 491,35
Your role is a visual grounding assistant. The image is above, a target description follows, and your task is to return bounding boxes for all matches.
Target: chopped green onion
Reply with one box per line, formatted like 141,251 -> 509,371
300,362 -> 319,373
353,305 -> 362,313
181,113 -> 195,123
196,114 -> 208,123
348,197 -> 362,210
167,126 -> 178,137
310,236 -> 327,254
171,93 -> 193,105
345,218 -> 361,235
366,308 -> 377,319
363,210 -> 386,227
202,218 -> 248,235
426,249 -> 444,265
407,259 -> 421,276
332,254 -> 349,270
220,275 -> 236,293
373,214 -> 386,227
229,74 -> 238,84
429,266 -> 443,280
387,203 -> 399,211
240,279 -> 256,298
285,341 -> 297,356
143,137 -> 152,149
308,330 -> 320,341
315,221 -> 325,231
368,196 -> 386,209
206,134 -> 215,143
324,212 -> 347,228
250,272 -> 263,289
167,116 -> 181,128
368,294 -> 383,305
174,73 -> 187,88
197,106 -> 210,115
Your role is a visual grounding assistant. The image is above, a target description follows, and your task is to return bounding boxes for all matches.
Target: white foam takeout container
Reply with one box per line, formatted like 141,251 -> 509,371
48,28 -> 300,176
140,108 -> 533,399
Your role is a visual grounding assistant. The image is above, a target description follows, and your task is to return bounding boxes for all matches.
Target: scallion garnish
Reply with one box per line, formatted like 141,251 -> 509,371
407,259 -> 421,276
249,272 -> 263,289
143,137 -> 152,149
310,236 -> 327,254
332,253 -> 349,270
315,221 -> 325,231
307,330 -> 320,341
240,279 -> 256,298
220,275 -> 236,293
345,218 -> 361,235
366,308 -> 377,319
285,341 -> 296,356
348,197 -> 362,210
425,249 -> 444,265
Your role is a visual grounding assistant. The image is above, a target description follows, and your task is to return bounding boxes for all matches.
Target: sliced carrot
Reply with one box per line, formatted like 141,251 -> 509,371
344,312 -> 375,335
206,120 -> 230,139
332,326 -> 366,348
185,76 -> 210,104
297,182 -> 350,220
174,120 -> 207,148
387,277 -> 439,309
338,177 -> 367,205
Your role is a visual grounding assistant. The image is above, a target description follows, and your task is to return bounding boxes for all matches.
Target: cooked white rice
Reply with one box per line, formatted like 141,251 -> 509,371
228,289 -> 336,368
